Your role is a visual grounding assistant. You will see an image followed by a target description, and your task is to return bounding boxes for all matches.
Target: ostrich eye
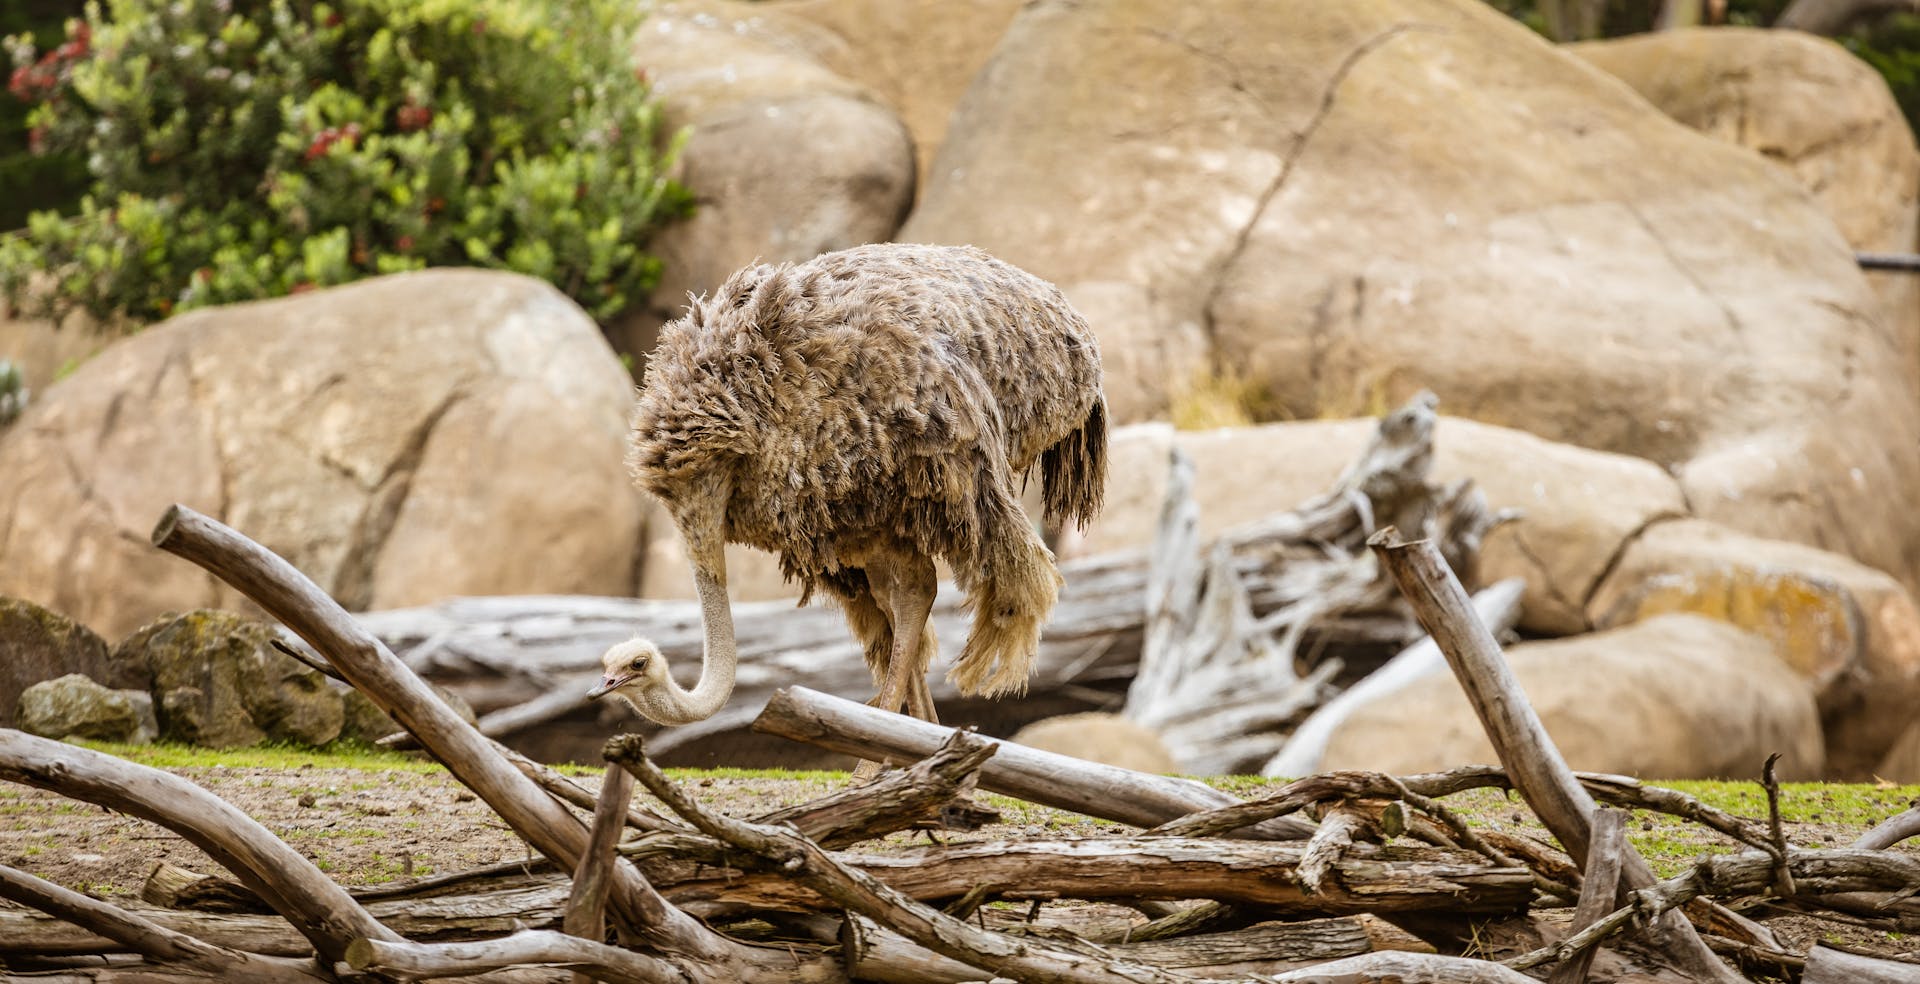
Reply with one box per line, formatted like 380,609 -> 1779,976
630,656 -> 647,670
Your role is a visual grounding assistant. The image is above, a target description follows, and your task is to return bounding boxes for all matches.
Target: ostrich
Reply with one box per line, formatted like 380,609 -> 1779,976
585,243 -> 1106,772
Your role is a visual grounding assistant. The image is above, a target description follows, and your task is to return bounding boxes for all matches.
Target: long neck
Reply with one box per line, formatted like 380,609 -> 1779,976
637,498 -> 738,726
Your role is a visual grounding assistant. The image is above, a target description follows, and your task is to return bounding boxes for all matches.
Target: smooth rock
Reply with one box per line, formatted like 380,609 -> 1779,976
16,673 -> 144,743
1320,614 -> 1824,780
1009,712 -> 1180,774
0,270 -> 644,639
1590,518 -> 1920,778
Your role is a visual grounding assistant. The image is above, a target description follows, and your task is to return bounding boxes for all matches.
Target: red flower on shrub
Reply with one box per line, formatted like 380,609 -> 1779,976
395,234 -> 414,252
303,123 -> 365,161
395,103 -> 432,132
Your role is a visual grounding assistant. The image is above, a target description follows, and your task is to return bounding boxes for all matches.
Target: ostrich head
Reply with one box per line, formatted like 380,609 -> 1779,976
585,638 -> 670,714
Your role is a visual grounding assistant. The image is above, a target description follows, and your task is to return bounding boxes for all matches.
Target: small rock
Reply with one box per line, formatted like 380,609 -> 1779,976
297,793 -> 317,808
16,674 -> 144,743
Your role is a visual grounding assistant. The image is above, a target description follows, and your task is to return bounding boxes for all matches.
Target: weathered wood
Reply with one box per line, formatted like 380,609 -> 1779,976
755,729 -> 998,849
753,685 -> 1315,838
842,915 -> 1374,983
1270,951 -> 1541,983
1264,579 -> 1527,778
563,763 -> 634,973
1854,805 -> 1920,850
346,930 -> 683,984
0,864 -> 327,983
1297,804 -> 1383,895
0,882 -> 576,958
1802,944 -> 1920,984
1129,448 -> 1344,775
140,862 -> 269,915
608,734 -> 1197,984
0,728 -> 397,963
1367,529 -> 1745,984
147,505 -> 843,984
1548,806 -> 1627,984
658,836 -> 1535,918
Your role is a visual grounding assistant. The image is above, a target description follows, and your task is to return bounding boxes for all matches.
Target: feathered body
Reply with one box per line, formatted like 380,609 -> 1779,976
628,243 -> 1105,701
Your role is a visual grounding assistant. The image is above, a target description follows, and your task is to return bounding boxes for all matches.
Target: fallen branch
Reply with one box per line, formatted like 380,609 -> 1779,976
753,685 -> 1314,839
1854,804 -> 1920,850
1547,806 -> 1627,984
1368,527 -> 1746,984
1802,943 -> 1920,984
0,864 -> 327,983
345,929 -> 684,984
563,762 -> 634,967
841,915 -> 1374,983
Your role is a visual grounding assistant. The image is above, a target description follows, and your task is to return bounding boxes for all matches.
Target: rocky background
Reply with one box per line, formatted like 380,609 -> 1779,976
5,0 -> 1920,782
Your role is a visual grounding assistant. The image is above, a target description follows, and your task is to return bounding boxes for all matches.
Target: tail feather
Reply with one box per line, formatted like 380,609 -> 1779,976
1040,397 -> 1107,530
950,492 -> 1061,698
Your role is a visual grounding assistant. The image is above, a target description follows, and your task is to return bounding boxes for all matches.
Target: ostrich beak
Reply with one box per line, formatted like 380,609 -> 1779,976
585,674 -> 630,700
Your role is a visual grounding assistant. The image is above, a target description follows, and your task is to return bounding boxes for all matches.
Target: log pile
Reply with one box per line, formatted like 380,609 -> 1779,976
2,504 -> 1917,982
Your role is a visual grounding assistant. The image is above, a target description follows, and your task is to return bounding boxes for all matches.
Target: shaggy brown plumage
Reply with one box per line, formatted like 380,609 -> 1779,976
623,242 -> 1105,733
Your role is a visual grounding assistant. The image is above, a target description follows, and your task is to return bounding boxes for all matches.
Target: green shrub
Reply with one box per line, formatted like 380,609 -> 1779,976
1,0 -> 690,327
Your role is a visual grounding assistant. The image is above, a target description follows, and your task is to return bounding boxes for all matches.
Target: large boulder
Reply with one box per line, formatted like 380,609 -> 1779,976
0,270 -> 644,639
903,0 -> 1920,599
16,673 -> 149,744
1589,518 -> 1920,778
1320,614 -> 1825,780
613,1 -> 915,360
1573,27 -> 1920,377
119,610 -> 342,748
772,0 -> 1023,188
1069,416 -> 1686,636
0,597 -> 112,728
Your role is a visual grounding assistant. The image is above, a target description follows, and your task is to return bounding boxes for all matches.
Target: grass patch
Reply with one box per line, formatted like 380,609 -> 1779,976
68,739 -> 444,773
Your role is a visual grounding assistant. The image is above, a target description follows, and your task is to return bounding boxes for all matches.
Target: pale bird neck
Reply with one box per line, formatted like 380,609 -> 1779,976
635,562 -> 737,725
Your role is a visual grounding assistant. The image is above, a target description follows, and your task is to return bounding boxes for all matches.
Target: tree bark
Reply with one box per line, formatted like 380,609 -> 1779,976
1802,944 -> 1920,984
563,763 -> 634,976
659,836 -> 1534,918
1548,806 -> 1627,984
842,915 -> 1373,983
346,930 -> 684,984
1271,951 -> 1541,983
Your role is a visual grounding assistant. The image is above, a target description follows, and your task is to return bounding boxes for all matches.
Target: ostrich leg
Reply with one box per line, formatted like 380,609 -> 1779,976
854,554 -> 939,782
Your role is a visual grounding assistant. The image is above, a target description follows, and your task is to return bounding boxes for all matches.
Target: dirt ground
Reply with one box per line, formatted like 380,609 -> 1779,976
1,762 -> 1916,964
